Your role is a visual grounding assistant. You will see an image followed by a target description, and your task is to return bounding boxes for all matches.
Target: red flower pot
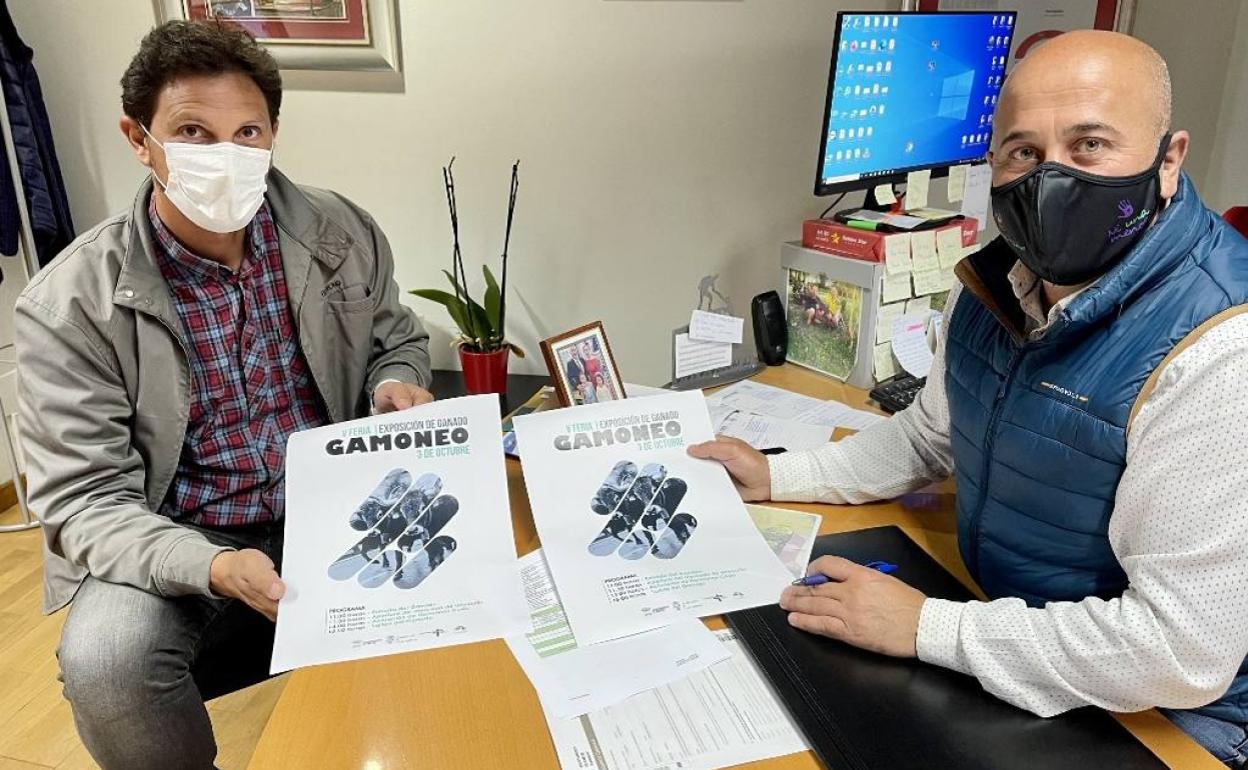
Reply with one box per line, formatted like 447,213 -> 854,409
459,346 -> 510,395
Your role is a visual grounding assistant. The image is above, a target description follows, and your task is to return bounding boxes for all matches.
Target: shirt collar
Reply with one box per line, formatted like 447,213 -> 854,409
147,194 -> 270,282
1006,260 -> 1094,336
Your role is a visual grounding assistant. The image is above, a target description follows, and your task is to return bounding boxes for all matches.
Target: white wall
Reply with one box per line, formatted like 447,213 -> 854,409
4,0 -> 1245,390
1205,4 -> 1248,213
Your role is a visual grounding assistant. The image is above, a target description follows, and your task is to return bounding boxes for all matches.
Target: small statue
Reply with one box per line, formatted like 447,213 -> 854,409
696,274 -> 732,315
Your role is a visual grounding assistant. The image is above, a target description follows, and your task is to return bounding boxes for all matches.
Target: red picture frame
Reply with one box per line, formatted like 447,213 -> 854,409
184,0 -> 371,45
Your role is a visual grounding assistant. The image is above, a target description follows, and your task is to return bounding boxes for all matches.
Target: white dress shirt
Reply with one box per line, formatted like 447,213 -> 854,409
768,263 -> 1248,717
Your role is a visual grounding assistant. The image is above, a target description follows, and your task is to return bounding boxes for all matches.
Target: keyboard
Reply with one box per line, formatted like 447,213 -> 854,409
869,374 -> 926,414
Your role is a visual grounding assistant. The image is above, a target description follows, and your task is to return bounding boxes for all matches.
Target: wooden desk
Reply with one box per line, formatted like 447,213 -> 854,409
248,364 -> 1220,770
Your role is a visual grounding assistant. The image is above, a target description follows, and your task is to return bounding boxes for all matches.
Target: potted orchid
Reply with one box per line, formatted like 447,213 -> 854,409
411,158 -> 524,394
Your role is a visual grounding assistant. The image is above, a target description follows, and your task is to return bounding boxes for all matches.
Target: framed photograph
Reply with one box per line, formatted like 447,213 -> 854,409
154,0 -> 401,72
540,322 -> 628,408
784,269 -> 864,382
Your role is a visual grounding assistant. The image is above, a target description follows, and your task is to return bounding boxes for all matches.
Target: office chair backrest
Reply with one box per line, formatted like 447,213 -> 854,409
1225,207 -> 1248,238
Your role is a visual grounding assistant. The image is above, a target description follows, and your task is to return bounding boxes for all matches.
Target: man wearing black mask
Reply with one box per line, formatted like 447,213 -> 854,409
690,31 -> 1248,766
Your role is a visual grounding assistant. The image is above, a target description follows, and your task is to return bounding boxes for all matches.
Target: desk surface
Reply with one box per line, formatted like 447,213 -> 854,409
248,364 -> 1220,770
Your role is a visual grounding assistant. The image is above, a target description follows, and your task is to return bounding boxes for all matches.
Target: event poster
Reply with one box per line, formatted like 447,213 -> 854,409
271,394 -> 528,673
513,391 -> 794,646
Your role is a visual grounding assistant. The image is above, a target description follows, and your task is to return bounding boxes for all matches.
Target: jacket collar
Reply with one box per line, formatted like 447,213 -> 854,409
113,168 -> 355,316
955,170 -> 1207,344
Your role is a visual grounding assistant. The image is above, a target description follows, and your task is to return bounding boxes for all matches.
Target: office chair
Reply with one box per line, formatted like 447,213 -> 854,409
1225,206 -> 1248,238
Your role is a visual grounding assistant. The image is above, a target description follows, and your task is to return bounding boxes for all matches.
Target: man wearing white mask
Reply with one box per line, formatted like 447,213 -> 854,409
12,21 -> 433,769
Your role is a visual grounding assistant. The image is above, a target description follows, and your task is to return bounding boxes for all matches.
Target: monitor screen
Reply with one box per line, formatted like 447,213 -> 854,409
814,11 -> 1016,195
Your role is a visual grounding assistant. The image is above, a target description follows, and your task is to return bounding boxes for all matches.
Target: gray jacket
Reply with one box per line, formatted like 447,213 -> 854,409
14,170 -> 432,612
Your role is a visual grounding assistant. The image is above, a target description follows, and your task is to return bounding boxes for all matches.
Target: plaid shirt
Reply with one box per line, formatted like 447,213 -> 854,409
149,199 -> 328,527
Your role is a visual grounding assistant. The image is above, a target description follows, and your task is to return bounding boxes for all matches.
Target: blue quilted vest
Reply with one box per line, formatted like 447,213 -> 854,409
945,173 -> 1248,722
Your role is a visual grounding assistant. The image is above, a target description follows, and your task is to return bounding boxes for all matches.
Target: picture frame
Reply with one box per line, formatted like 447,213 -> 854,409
153,0 -> 401,73
540,322 -> 628,408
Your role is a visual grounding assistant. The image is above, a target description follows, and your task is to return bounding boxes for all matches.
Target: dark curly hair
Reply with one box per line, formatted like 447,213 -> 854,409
121,20 -> 282,127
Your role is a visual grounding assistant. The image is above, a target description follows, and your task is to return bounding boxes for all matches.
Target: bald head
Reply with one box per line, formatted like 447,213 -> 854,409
989,30 -> 1187,199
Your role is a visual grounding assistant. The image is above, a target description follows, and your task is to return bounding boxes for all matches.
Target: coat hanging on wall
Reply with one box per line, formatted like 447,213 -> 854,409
0,0 -> 73,267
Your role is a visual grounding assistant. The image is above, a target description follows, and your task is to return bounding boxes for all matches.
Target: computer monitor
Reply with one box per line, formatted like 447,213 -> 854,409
814,11 -> 1017,197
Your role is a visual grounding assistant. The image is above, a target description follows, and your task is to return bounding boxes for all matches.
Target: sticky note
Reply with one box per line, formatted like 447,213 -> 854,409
947,164 -> 967,202
961,164 -> 992,232
936,227 -> 964,265
939,267 -> 957,292
882,272 -> 912,303
874,342 -> 898,381
905,169 -> 931,210
906,295 -> 931,315
912,268 -> 944,297
876,301 -> 905,344
883,233 -> 912,275
873,183 -> 897,205
909,230 -> 939,272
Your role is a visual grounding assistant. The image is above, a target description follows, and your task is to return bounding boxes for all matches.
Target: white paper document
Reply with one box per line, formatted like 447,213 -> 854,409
707,379 -> 881,432
624,382 -> 670,399
905,168 -> 931,209
506,549 -> 729,719
674,333 -> 732,379
961,163 -> 992,232
891,313 -> 936,379
746,504 -> 821,579
272,395 -> 528,673
544,628 -> 808,770
947,163 -> 967,202
708,403 -> 831,452
513,391 -> 794,646
688,310 -> 745,345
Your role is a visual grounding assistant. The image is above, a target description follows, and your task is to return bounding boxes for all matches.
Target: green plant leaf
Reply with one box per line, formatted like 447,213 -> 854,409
483,265 -> 502,333
410,288 -> 472,338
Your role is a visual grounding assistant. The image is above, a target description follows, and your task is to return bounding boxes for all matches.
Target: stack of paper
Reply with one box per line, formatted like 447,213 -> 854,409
676,310 -> 746,379
705,379 -> 884,433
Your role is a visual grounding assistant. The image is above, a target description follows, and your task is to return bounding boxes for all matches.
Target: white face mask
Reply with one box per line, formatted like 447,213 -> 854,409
143,125 -> 271,234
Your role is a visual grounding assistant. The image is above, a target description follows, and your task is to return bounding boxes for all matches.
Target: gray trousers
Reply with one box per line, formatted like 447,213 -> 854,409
56,521 -> 282,770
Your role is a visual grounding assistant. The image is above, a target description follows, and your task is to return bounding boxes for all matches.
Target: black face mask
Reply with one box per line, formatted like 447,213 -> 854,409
990,135 -> 1171,286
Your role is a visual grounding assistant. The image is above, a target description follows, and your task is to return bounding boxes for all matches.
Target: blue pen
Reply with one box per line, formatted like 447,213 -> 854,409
791,560 -> 898,586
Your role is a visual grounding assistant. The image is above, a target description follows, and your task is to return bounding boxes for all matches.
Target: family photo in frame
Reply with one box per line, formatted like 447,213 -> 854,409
540,322 -> 627,407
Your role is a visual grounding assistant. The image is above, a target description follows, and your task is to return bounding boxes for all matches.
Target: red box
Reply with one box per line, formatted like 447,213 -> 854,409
801,217 -> 978,263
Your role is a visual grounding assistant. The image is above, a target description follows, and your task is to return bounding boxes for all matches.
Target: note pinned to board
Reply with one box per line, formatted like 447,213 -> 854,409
947,164 -> 968,202
689,309 -> 744,345
912,268 -> 944,297
891,313 -> 936,379
881,272 -> 912,304
873,183 -> 897,205
909,230 -> 939,272
961,164 -> 992,232
936,227 -> 963,265
873,342 -> 898,381
876,301 -> 905,344
883,233 -> 913,275
905,169 -> 931,210
674,333 -> 732,379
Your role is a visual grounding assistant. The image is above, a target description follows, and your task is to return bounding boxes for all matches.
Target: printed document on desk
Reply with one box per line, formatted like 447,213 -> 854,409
707,403 -> 831,452
512,390 -> 794,646
505,549 -> 729,719
706,379 -> 884,432
271,395 -> 527,673
544,628 -> 808,770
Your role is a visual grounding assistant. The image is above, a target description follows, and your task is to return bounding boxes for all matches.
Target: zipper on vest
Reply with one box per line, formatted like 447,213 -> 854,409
966,343 -> 1028,579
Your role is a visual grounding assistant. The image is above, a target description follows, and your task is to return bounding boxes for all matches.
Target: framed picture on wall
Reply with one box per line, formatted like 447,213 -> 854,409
153,0 -> 401,72
540,322 -> 628,408
909,0 -> 1135,71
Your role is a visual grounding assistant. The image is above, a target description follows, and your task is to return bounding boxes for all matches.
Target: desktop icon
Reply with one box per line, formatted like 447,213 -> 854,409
854,148 -> 862,158
872,83 -> 880,94
889,39 -> 896,50
869,39 -> 877,50
885,61 -> 892,72
867,126 -> 873,136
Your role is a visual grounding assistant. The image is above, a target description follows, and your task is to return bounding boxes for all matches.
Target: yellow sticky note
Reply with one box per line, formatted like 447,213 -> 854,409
936,227 -> 963,264
910,230 -> 939,272
874,342 -> 898,381
876,301 -> 905,344
873,183 -> 897,205
912,268 -> 943,297
947,165 -> 967,203
906,295 -> 931,315
905,169 -> 931,210
939,267 -> 957,292
882,272 -> 912,303
883,233 -> 912,275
